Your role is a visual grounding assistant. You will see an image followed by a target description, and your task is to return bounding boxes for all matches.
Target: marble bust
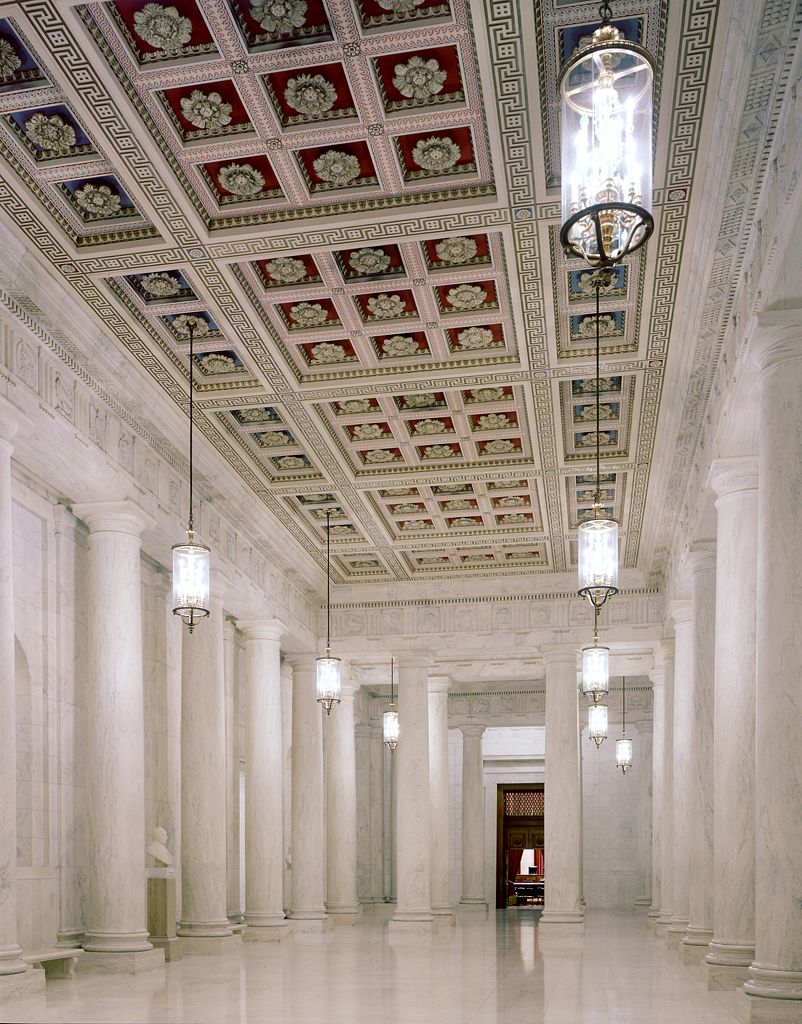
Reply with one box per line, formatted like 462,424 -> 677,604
146,826 -> 173,867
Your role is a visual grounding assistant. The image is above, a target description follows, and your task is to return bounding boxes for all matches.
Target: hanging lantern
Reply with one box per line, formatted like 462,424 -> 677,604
588,703 -> 608,747
615,674 -> 633,773
578,515 -> 619,607
581,640 -> 609,704
559,0 -> 655,267
383,657 -> 399,751
316,508 -> 341,714
172,320 -> 210,632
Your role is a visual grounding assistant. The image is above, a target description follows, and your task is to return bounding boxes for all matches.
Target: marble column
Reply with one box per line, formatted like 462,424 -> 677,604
648,660 -> 664,919
738,323 -> 802,1023
541,647 -> 583,928
326,678 -> 361,921
355,722 -> 384,905
683,546 -> 717,965
280,660 -> 292,915
0,407 -> 44,1003
459,724 -> 487,911
656,640 -> 675,931
71,500 -> 163,974
428,676 -> 452,917
704,458 -> 757,988
240,620 -> 287,940
223,619 -> 242,925
389,652 -> 433,937
634,720 -> 653,908
288,655 -> 328,931
667,601 -> 693,950
178,570 -> 235,952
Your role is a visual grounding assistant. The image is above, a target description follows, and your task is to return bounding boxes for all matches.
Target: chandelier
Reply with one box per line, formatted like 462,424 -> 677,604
576,272 -> 619,608
316,508 -> 341,714
383,657 -> 399,752
588,703 -> 608,748
558,0 -> 655,268
581,605 -> 610,703
615,675 -> 633,773
172,320 -> 210,632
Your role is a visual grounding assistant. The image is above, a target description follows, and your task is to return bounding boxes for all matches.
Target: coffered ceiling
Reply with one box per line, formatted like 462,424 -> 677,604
0,0 -> 789,588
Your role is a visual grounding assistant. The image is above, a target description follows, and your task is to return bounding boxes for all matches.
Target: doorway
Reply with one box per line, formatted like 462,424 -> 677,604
495,784 -> 545,909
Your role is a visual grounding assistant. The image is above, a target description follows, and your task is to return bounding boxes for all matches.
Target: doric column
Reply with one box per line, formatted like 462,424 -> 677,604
648,659 -> 664,918
240,619 -> 287,940
634,719 -> 653,908
459,724 -> 487,910
738,323 -> 802,1022
280,659 -> 292,914
71,500 -> 163,974
667,600 -> 693,949
541,646 -> 583,928
428,676 -> 452,917
0,407 -> 44,1004
288,654 -> 328,931
683,546 -> 717,965
223,619 -> 242,925
178,569 -> 234,952
325,676 -> 361,921
656,639 -> 676,930
389,652 -> 433,937
704,457 -> 757,988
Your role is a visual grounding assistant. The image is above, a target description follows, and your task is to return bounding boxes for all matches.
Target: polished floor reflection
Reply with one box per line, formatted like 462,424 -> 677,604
5,911 -> 741,1023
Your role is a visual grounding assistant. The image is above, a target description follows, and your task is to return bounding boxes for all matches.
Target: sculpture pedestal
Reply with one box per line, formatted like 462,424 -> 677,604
147,871 -> 182,962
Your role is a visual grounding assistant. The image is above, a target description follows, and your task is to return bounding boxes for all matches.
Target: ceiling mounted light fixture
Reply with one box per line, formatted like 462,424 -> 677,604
577,273 -> 619,608
581,605 -> 610,704
615,674 -> 634,773
559,0 -> 655,268
588,702 -> 608,748
383,657 -> 399,752
172,320 -> 210,632
316,508 -> 341,714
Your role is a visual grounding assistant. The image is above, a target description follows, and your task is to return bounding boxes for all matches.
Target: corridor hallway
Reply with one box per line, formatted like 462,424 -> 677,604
3,912 -> 742,1024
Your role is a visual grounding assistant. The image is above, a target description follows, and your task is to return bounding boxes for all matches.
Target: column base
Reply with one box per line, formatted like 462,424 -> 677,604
149,936 -> 183,962
458,899 -> 488,913
82,930 -> 153,953
648,904 -> 661,919
704,942 -> 755,989
0,969 -> 45,1006
290,915 -> 332,937
56,929 -> 85,948
737,991 -> 802,1024
77,947 -> 165,975
325,905 -> 362,925
540,910 -> 585,929
655,911 -> 672,928
243,921 -> 289,942
682,928 -> 714,965
666,919 -> 688,950
431,904 -> 453,918
634,897 -> 651,908
178,933 -> 241,956
388,915 -> 435,942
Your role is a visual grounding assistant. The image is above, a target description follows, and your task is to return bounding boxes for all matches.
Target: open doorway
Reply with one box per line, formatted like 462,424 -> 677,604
495,784 -> 544,909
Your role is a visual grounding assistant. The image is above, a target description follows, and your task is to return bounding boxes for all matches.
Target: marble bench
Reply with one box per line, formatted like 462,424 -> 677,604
22,948 -> 82,979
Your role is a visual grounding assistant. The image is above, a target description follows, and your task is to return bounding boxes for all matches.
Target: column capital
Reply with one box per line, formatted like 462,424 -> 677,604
459,723 -> 485,738
683,543 -> 716,577
649,665 -> 664,687
237,618 -> 285,643
0,395 -> 30,447
285,652 -> 316,675
750,310 -> 802,376
708,455 -> 758,501
428,675 -> 451,694
656,637 -> 675,664
392,651 -> 433,671
668,598 -> 692,627
541,645 -> 577,667
72,499 -> 154,537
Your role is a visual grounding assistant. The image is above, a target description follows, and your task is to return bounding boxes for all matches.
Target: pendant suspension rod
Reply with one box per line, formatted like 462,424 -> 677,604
390,656 -> 395,702
325,508 -> 332,648
593,603 -> 600,645
622,674 -> 626,734
188,321 -> 195,533
599,0 -> 613,21
595,279 -> 601,509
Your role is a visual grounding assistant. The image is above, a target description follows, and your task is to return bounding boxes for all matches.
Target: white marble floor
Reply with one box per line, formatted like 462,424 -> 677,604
4,911 -> 742,1024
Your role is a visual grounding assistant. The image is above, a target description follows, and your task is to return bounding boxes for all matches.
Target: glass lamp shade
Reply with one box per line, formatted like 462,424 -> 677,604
316,654 -> 341,714
588,703 -> 608,748
172,539 -> 210,632
559,22 -> 654,267
616,736 -> 633,773
581,643 -> 610,704
383,706 -> 399,751
578,516 -> 619,607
